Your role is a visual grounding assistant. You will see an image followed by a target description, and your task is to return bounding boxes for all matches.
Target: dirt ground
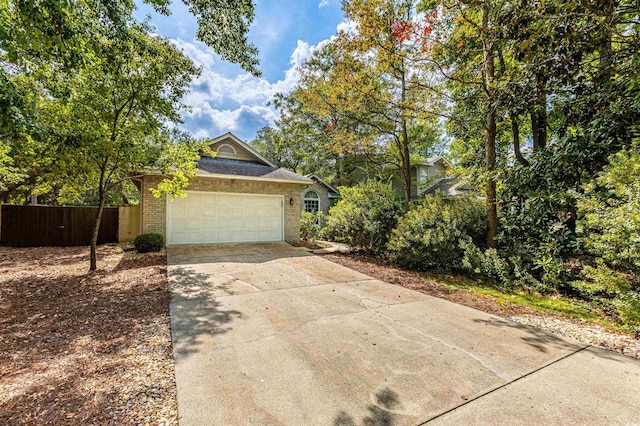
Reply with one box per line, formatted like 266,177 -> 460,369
0,244 -> 177,425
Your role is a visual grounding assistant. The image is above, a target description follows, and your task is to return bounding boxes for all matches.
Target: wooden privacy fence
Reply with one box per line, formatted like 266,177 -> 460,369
0,204 -> 119,247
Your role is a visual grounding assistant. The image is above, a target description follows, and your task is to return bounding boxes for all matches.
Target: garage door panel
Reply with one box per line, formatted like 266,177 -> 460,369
185,218 -> 201,230
167,192 -> 284,245
186,205 -> 201,216
186,232 -> 203,244
202,208 -> 218,218
171,232 -> 187,244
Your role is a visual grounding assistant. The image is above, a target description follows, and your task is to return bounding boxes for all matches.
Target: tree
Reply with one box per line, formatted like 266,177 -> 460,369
47,24 -> 206,271
0,0 -> 261,204
0,0 -> 260,76
289,0 -> 441,202
425,0 -> 640,287
251,92 -> 355,180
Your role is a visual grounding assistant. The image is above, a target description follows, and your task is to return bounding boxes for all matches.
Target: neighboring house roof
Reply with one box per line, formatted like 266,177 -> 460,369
304,174 -> 341,198
208,132 -> 276,167
412,156 -> 452,167
197,157 -> 311,183
422,177 -> 478,197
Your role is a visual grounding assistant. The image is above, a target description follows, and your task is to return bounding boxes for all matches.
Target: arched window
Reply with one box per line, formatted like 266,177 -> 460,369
303,191 -> 320,213
217,144 -> 236,155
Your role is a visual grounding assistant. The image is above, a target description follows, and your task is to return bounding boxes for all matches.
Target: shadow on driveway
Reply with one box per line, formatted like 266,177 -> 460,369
334,388 -> 401,426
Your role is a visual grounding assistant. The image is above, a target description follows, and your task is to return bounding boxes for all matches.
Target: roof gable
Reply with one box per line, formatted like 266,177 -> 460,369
207,132 -> 275,167
413,156 -> 452,168
305,174 -> 340,196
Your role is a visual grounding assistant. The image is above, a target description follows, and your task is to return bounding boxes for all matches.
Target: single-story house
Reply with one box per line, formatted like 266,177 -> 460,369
139,132 -> 312,245
301,174 -> 340,216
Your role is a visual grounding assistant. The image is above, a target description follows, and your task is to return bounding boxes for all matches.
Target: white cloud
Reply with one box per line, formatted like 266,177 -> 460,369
318,0 -> 330,8
172,38 -> 216,69
336,19 -> 357,35
170,20 -> 353,139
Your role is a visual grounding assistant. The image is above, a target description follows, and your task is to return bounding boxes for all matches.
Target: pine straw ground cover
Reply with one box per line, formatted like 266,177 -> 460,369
324,252 -> 640,359
0,244 -> 177,425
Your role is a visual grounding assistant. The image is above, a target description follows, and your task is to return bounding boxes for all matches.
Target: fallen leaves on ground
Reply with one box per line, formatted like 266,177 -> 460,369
0,244 -> 177,425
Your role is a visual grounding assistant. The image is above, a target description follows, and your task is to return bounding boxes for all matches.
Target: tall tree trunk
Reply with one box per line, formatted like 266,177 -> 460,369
400,64 -> 412,203
482,1 -> 498,249
401,121 -> 412,203
511,116 -> 528,166
89,167 -> 107,272
531,74 -> 547,152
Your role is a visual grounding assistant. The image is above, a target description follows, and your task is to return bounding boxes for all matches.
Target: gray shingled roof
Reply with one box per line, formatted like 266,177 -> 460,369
304,173 -> 341,196
423,177 -> 477,197
197,157 -> 310,182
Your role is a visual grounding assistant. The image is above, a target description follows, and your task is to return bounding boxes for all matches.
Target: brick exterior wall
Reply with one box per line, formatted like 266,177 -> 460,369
141,175 -> 303,244
300,182 -> 331,216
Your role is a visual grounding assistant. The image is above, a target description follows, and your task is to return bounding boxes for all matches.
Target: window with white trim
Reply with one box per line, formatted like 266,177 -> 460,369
303,191 -> 320,213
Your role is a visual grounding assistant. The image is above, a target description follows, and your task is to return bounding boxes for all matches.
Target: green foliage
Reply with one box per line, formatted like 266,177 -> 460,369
570,264 -> 632,299
300,211 -> 324,242
134,233 -> 164,253
460,239 -> 517,290
387,195 -> 486,271
578,148 -> 640,274
0,0 -> 261,203
323,180 -> 403,252
460,236 -> 573,294
613,292 -> 640,332
0,0 -> 260,75
0,141 -> 22,192
567,263 -> 639,331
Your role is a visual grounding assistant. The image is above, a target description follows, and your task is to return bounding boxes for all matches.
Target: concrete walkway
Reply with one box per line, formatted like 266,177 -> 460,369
167,243 -> 640,425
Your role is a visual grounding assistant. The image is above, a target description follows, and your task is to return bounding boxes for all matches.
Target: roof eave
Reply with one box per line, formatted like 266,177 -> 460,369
195,171 -> 312,184
142,170 -> 312,185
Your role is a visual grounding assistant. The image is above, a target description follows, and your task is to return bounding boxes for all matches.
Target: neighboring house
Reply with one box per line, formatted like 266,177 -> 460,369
344,156 -> 475,201
409,156 -> 451,199
300,174 -> 340,216
384,156 -> 452,200
139,132 -> 312,245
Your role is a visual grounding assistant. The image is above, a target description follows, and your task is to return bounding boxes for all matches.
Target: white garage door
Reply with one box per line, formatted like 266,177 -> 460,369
167,191 -> 284,245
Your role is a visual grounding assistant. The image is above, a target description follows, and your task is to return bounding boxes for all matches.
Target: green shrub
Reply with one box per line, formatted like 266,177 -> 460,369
134,233 -> 164,253
300,211 -> 324,241
322,180 -> 403,252
460,237 -> 547,292
570,263 -> 632,299
613,291 -> 640,332
578,148 -> 640,274
387,195 -> 486,271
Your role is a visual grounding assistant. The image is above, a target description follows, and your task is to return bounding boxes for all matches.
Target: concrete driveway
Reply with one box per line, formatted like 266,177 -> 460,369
167,243 -> 640,425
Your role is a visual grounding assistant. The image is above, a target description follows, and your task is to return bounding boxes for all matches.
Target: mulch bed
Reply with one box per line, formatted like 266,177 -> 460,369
0,244 -> 177,425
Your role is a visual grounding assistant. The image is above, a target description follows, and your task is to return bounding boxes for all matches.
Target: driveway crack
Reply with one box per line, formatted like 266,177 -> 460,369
418,345 -> 590,424
371,311 -> 514,382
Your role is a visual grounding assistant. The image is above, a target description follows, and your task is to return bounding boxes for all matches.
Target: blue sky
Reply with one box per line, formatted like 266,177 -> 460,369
134,0 -> 347,141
